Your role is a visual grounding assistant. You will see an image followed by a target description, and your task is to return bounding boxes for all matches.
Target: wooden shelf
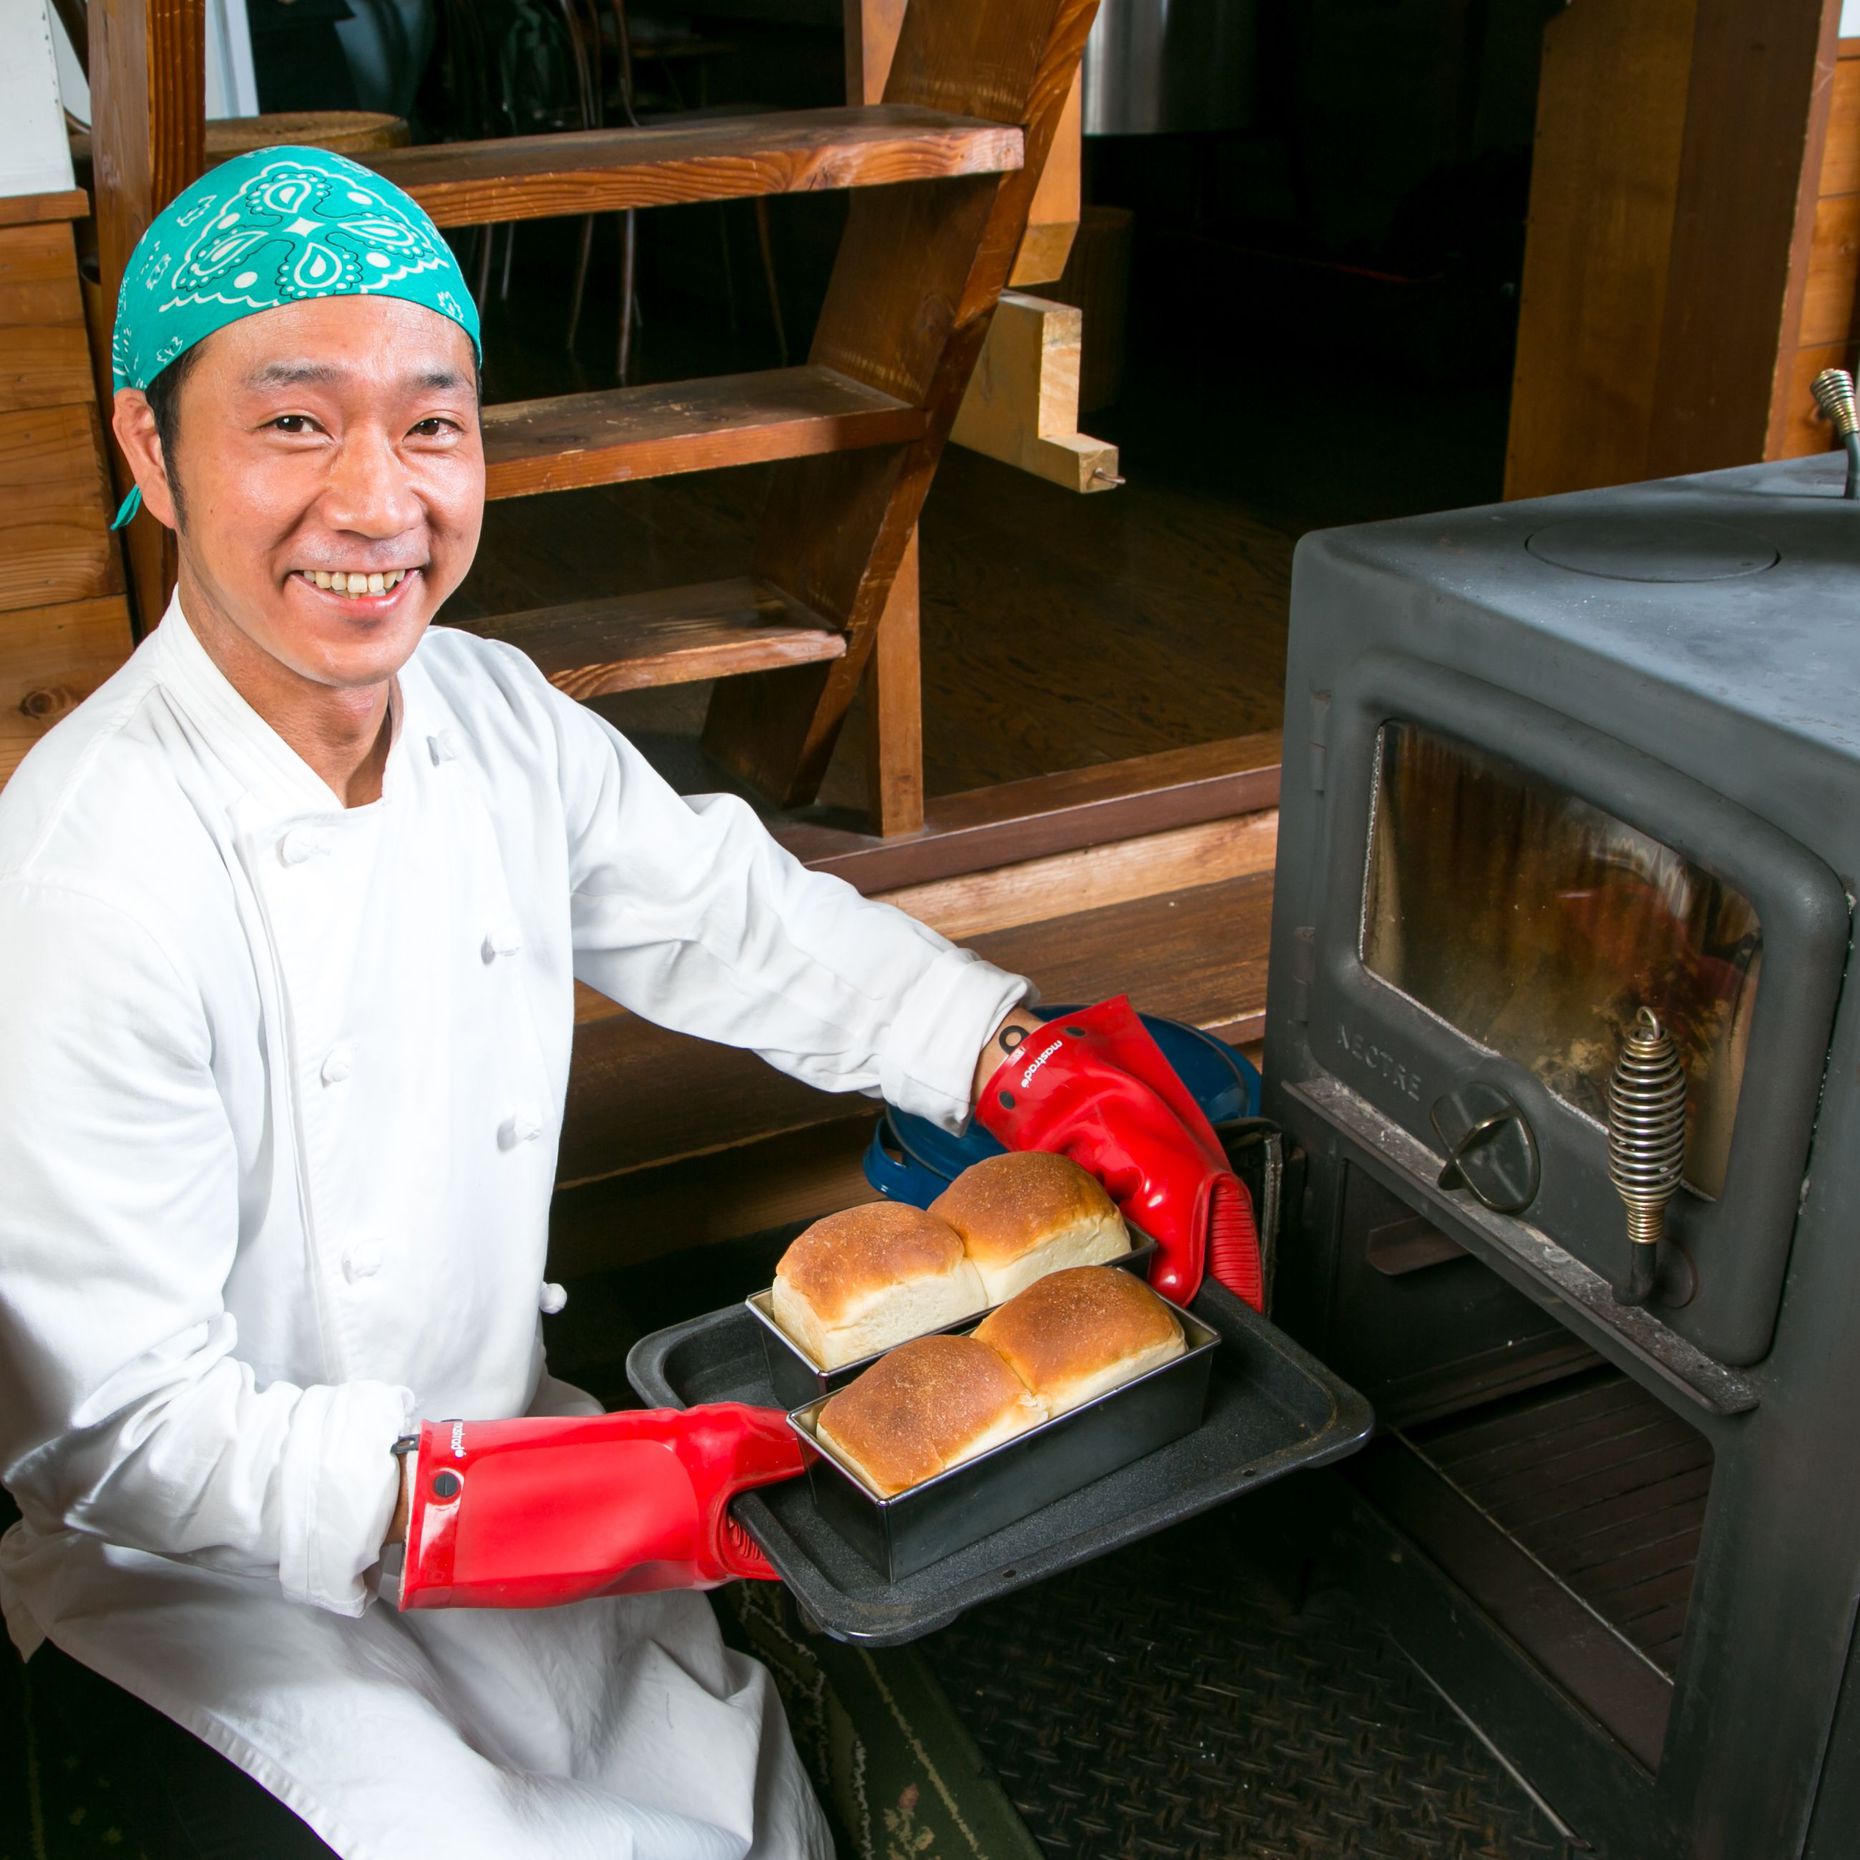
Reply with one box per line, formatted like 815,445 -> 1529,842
556,869 -> 1274,1187
370,105 -> 1024,228
468,577 -> 846,701
482,366 -> 926,499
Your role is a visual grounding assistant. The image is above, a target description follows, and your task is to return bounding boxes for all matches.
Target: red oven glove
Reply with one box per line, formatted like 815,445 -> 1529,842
976,996 -> 1264,1310
398,1403 -> 804,1609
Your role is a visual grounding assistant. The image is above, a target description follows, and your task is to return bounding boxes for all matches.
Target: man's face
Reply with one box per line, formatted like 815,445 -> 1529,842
132,295 -> 485,691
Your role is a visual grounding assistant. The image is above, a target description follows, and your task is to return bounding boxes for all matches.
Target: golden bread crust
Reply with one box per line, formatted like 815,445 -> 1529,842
929,1151 -> 1120,1268
775,1202 -> 967,1327
973,1265 -> 1183,1403
815,1333 -> 1043,1496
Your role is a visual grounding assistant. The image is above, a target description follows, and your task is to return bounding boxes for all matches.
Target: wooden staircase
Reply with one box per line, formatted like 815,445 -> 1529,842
90,0 -> 1100,834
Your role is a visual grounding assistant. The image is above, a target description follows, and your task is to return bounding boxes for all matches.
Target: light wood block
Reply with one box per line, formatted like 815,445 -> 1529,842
950,291 -> 1117,492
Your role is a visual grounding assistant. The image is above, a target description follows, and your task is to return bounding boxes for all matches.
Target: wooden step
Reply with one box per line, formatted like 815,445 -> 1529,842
556,869 -> 1274,1189
369,105 -> 1024,228
468,577 -> 845,701
482,366 -> 925,500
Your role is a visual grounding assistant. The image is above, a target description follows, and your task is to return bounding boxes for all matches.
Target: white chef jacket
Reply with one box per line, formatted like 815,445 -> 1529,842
0,596 -> 1030,1859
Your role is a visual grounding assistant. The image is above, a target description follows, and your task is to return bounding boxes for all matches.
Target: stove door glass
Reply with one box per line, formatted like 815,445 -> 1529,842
1362,722 -> 1761,1198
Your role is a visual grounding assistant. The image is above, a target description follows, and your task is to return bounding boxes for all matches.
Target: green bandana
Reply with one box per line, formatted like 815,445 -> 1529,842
109,144 -> 481,528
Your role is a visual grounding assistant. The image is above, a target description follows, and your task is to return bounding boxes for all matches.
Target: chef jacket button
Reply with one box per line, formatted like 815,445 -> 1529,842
427,731 -> 457,766
342,1238 -> 383,1282
499,1108 -> 545,1149
320,1043 -> 354,1085
279,828 -> 329,866
482,924 -> 522,963
539,1281 -> 568,1315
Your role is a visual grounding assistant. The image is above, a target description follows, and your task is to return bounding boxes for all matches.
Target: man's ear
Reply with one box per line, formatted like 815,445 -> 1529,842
111,389 -> 180,530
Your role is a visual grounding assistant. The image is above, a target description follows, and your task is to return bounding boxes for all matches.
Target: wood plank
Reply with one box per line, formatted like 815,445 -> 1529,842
0,597 -> 136,786
0,405 -> 124,615
1819,47 -> 1860,197
1799,189 -> 1860,346
91,0 -> 205,632
777,731 -> 1283,894
466,578 -> 844,700
874,810 -> 1277,943
864,524 -> 924,835
558,868 -> 1270,1186
0,222 -> 94,416
0,191 -> 91,229
704,0 -> 1103,806
950,291 -> 1117,491
369,106 -> 1024,229
482,366 -> 925,500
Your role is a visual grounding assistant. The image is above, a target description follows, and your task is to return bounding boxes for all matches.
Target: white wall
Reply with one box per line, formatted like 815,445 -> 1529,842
1844,0 -> 1860,40
0,1 -> 75,198
49,0 -> 259,124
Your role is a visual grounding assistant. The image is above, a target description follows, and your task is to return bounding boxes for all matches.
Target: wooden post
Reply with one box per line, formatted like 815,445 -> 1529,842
706,0 -> 1101,810
863,525 -> 923,835
1506,0 -> 1836,499
90,0 -> 206,630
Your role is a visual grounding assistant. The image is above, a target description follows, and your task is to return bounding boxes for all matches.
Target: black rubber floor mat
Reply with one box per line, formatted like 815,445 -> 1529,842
921,1495 -> 1584,1860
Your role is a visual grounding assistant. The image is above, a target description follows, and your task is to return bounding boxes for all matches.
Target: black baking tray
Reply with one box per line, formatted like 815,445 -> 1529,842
627,1280 -> 1374,1645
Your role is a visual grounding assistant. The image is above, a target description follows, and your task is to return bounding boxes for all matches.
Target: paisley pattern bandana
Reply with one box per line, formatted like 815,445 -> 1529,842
109,145 -> 481,527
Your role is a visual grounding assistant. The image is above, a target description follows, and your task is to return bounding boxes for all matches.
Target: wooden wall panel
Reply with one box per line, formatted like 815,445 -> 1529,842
0,597 -> 134,783
1509,0 -> 1838,495
0,223 -> 93,416
0,404 -> 124,615
1771,37 -> 1860,457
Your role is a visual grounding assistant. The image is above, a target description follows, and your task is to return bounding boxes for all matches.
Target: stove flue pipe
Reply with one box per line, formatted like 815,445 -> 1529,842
1810,368 -> 1860,499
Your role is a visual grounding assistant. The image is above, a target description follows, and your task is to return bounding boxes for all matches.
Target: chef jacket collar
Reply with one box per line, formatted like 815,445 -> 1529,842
153,590 -> 420,817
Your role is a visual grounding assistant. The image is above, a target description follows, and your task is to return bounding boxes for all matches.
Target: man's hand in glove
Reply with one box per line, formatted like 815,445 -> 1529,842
391,1403 -> 804,1609
976,996 -> 1262,1310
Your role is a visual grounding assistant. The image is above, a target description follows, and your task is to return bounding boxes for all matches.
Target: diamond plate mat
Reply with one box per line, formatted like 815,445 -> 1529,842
921,1495 -> 1585,1860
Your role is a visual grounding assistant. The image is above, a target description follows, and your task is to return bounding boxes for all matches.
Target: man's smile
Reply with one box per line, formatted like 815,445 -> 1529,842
291,566 -> 420,600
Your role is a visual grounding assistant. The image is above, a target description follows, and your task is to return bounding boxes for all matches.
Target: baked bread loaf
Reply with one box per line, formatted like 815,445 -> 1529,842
931,1151 -> 1129,1302
974,1265 -> 1185,1417
815,1333 -> 1048,1497
772,1203 -> 986,1370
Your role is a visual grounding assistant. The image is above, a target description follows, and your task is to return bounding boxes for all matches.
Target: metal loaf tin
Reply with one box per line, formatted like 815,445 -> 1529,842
627,1280 -> 1374,1646
747,1230 -> 1159,1410
792,1306 -> 1220,1581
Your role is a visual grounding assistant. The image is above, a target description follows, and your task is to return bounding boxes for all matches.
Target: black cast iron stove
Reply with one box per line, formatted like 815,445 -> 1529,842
1264,450 -> 1860,1857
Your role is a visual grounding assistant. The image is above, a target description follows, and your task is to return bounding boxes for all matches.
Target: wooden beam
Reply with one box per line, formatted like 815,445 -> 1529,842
777,731 -> 1283,895
0,223 -> 94,416
370,107 -> 1024,227
1507,0 -> 1837,498
864,524 -> 924,835
950,291 -> 1118,492
481,367 -> 925,500
706,0 -> 1103,807
90,0 -> 207,630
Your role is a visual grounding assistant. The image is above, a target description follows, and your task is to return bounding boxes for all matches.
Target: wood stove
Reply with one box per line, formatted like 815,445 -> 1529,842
1264,451 -> 1860,1856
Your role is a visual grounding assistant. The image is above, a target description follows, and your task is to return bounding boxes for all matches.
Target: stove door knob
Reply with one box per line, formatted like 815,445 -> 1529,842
1430,1082 -> 1540,1215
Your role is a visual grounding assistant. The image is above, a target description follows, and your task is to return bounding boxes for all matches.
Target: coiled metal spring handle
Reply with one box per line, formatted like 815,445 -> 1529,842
1811,367 -> 1860,500
1607,1007 -> 1687,1306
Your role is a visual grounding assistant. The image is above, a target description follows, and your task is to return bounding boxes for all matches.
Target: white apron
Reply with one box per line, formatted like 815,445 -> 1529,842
0,598 -> 1028,1859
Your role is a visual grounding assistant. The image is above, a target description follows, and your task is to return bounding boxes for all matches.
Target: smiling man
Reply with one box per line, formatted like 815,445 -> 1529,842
0,147 -> 1251,1858
0,148 -> 1055,1858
